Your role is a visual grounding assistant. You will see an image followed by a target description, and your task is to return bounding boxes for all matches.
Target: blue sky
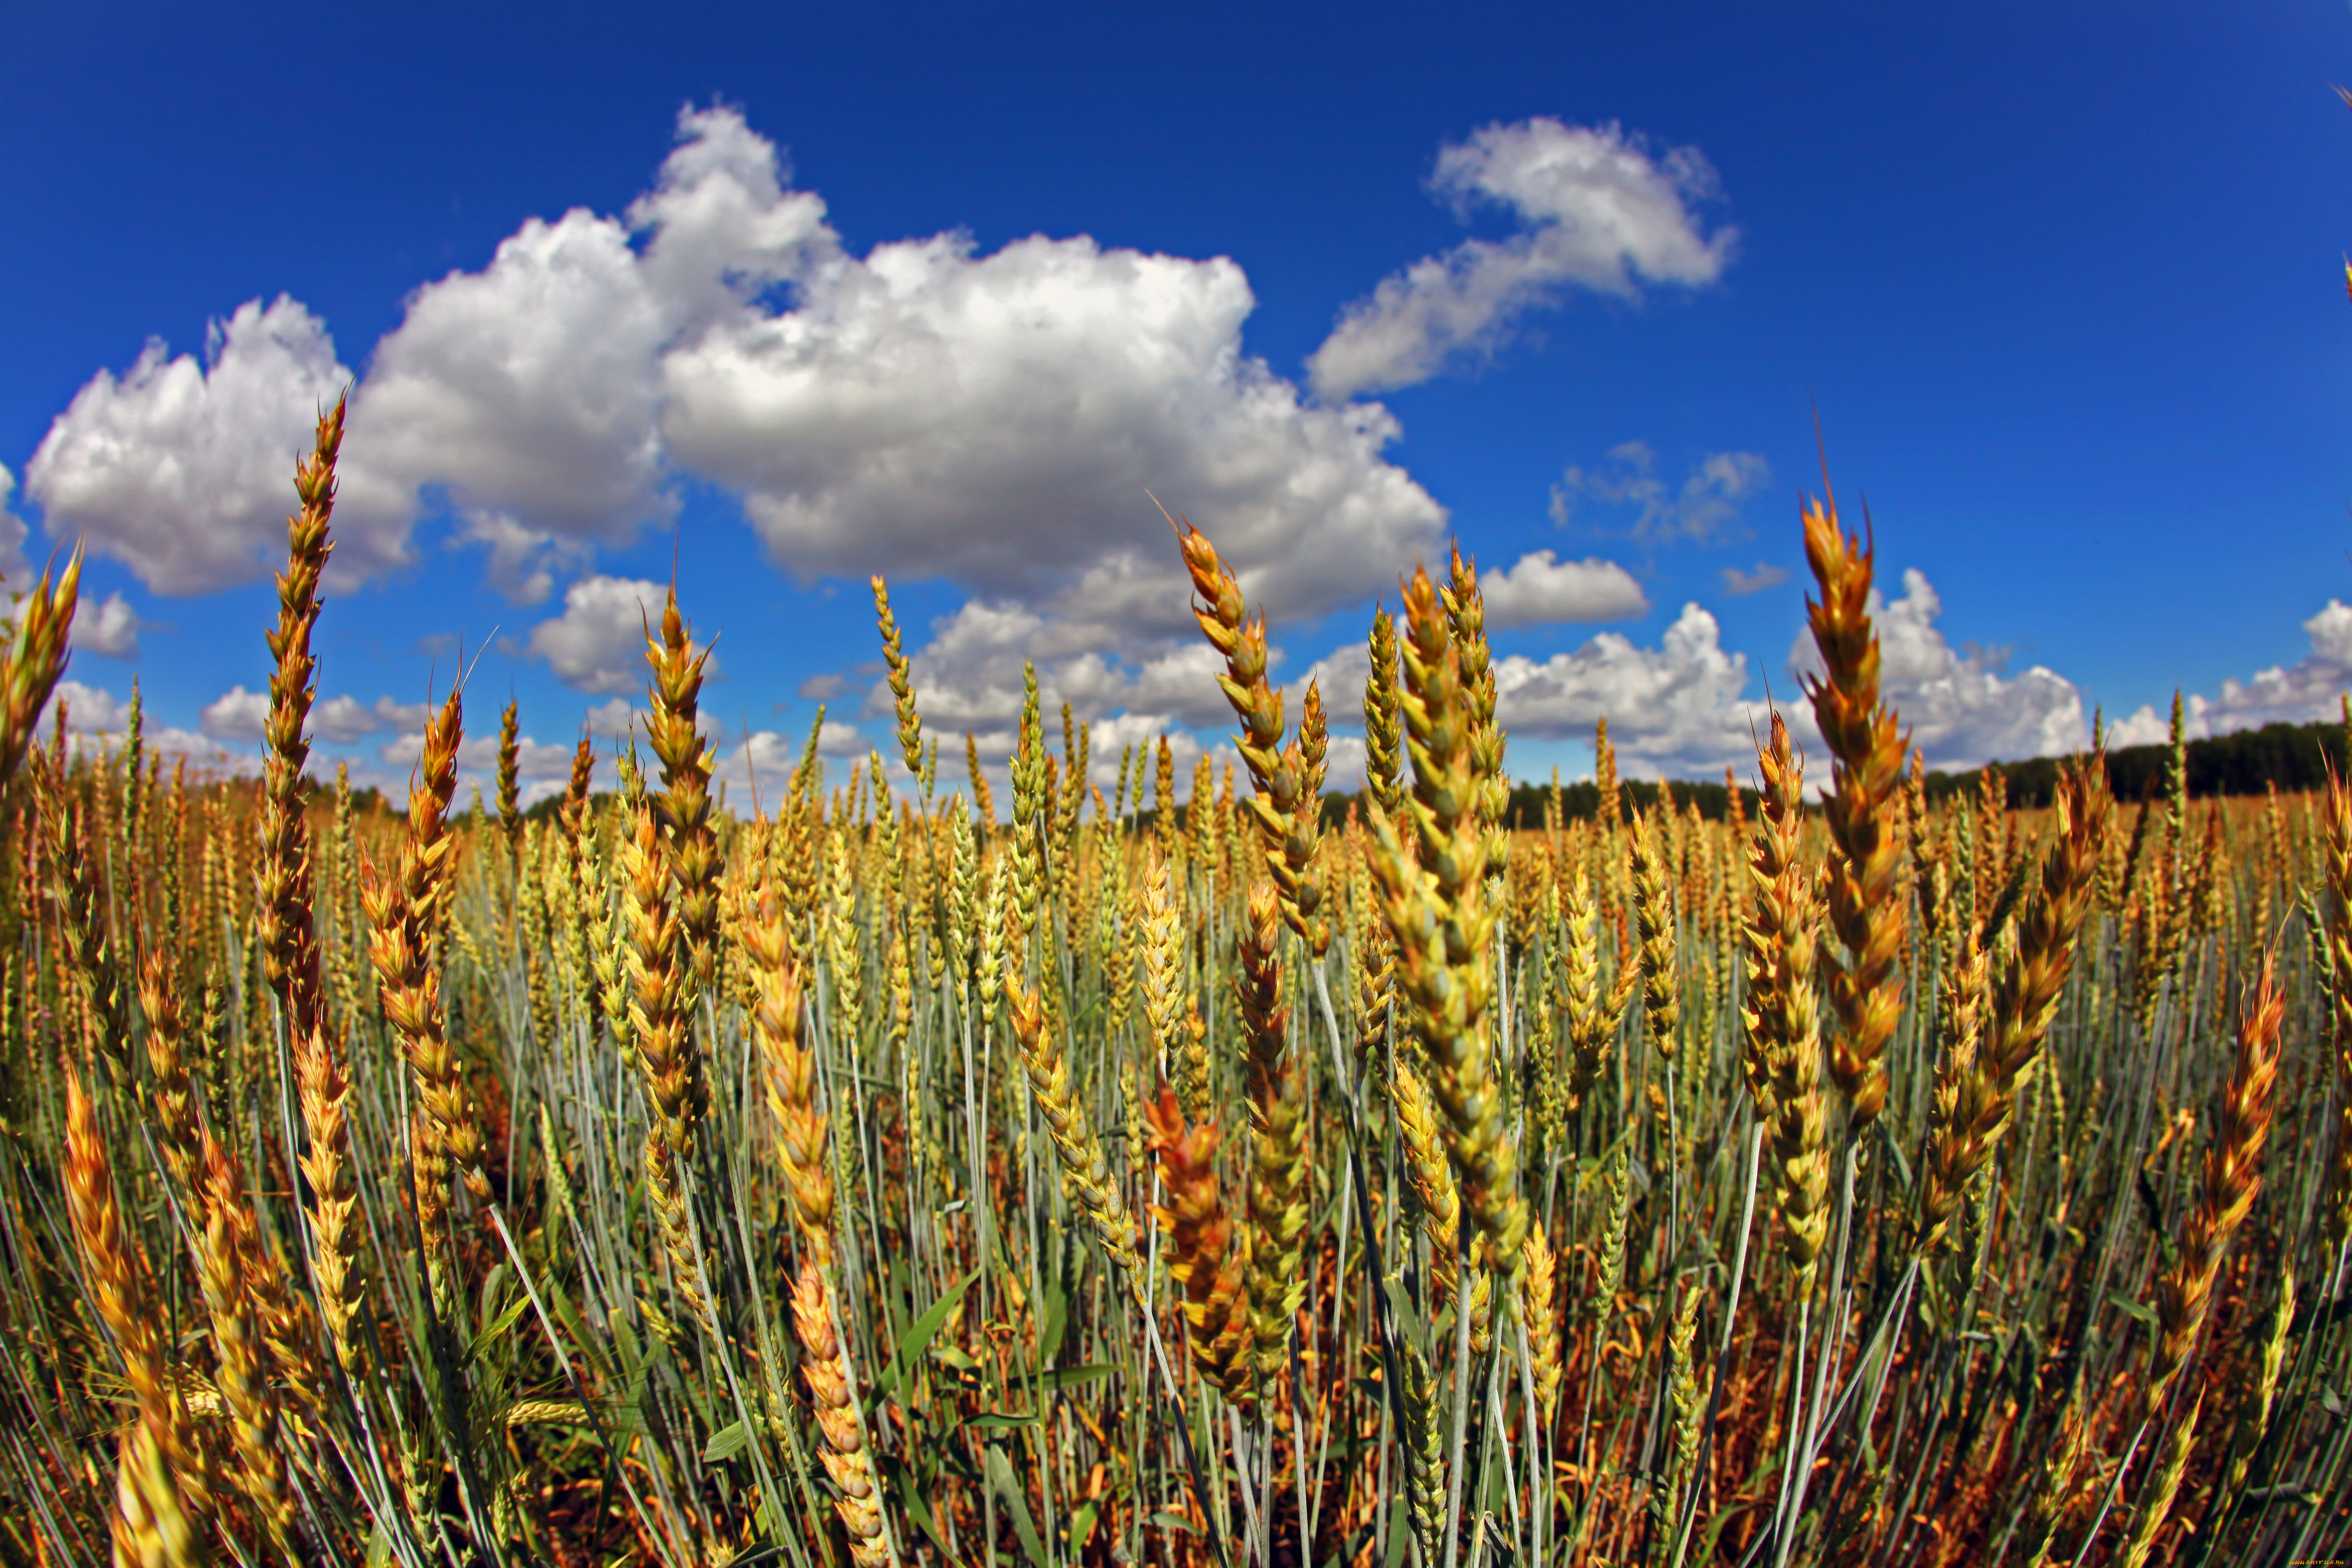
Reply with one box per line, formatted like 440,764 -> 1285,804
3,0 -> 2348,805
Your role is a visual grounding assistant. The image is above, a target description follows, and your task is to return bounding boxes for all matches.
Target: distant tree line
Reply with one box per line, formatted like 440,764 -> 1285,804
1921,714 -> 2352,808
1303,712 -> 2352,828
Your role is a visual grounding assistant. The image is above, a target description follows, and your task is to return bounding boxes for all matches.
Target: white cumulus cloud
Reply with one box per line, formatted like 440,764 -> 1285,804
1309,118 -> 1736,402
1084,711 -> 1195,787
451,732 -> 579,779
2108,599 -> 2352,747
1494,602 -> 1761,774
39,675 -> 390,780
859,597 -> 1251,776
348,108 -> 836,602
408,106 -> 1447,714
815,717 -> 866,756
308,693 -> 434,743
358,725 -> 585,810
24,298 -> 384,595
32,107 -> 1461,763
1720,562 -> 1788,596
59,106 -> 1462,756
665,224 -> 1445,625
526,575 -> 683,695
1788,569 -> 2086,768
38,108 -> 1444,622
1295,637 -> 1373,711
1481,566 -> 2086,780
0,465 -> 31,590
709,729 -> 805,810
583,696 -> 647,740
311,695 -> 381,744
1478,549 -> 1648,627
148,727 -> 248,771
199,684 -> 274,742
42,678 -> 129,733
69,592 -> 147,658
34,679 -> 248,773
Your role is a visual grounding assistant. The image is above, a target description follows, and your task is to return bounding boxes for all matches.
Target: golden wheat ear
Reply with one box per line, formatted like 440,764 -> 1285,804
1364,561 -> 1527,1280
1801,489 -> 1908,1128
0,542 -> 82,825
2143,953 -> 2282,1425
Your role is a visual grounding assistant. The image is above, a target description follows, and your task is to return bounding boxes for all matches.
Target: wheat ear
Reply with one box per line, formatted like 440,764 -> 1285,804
493,699 -> 522,862
1916,757 -> 2107,1255
871,575 -> 926,778
1395,1060 -> 1490,1344
0,543 -> 80,821
1801,493 -> 1908,1125
1522,1228 -> 1564,1424
138,948 -> 204,1196
34,753 -> 132,1085
2143,956 -> 2282,1424
1912,925 -> 1988,1257
1235,879 -> 1310,1381
62,1065 -> 211,1552
1364,604 -> 1405,821
791,1261 -> 890,1566
365,684 -> 478,1306
2120,1393 -> 2202,1568
2221,1265 -> 2294,1505
2324,768 -> 2352,1248
1144,1086 -> 1257,1409
193,1130 -> 292,1553
1178,515 -> 1327,949
745,866 -> 834,1265
1558,865 -> 1634,1112
627,801 -> 697,1156
111,1404 -> 209,1568
250,400 -> 372,1370
1442,544 -> 1509,878
1630,807 -> 1680,1073
1007,964 -> 1140,1271
1743,714 -> 1830,1289
1365,563 -> 1527,1278
646,585 -> 722,1093
1402,1336 -> 1447,1567
1137,847 -> 1191,1093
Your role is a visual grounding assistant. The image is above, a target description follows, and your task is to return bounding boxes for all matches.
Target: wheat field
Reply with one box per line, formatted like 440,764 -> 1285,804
0,397 -> 2346,1568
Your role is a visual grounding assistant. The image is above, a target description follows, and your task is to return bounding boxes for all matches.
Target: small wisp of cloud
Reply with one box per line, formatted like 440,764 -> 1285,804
798,671 -> 851,700
1550,441 -> 1769,545
1719,562 -> 1789,596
